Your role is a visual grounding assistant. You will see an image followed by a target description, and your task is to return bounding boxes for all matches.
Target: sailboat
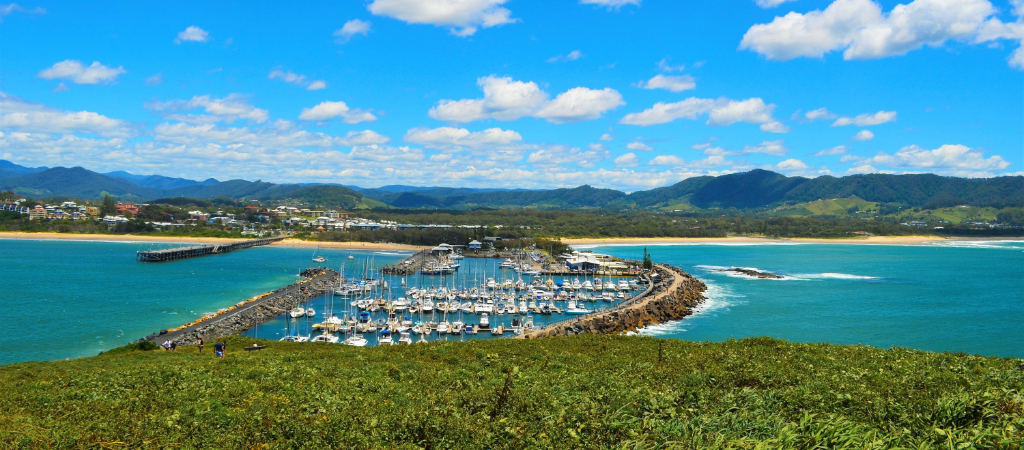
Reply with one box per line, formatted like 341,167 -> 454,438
312,246 -> 327,264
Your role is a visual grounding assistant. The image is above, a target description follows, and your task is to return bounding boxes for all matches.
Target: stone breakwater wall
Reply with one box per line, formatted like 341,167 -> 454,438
520,264 -> 707,339
143,268 -> 339,346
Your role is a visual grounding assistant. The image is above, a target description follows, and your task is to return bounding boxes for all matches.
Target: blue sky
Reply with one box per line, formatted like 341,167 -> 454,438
1,0 -> 1022,190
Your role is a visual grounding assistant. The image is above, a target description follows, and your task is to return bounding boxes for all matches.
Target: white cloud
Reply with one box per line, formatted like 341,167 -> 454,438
656,57 -> 686,72
621,96 -> 783,129
404,126 -> 523,150
649,155 -> 686,166
527,145 -> 609,168
742,140 -> 789,155
0,92 -> 132,138
146,94 -> 270,124
613,152 -> 640,167
774,158 -> 809,171
760,121 -> 791,133
637,74 -> 696,93
862,144 -> 1010,176
600,133 -> 614,141
851,129 -> 875,141
547,50 -> 583,63
755,0 -> 798,8
833,110 -> 897,126
534,87 -> 624,123
846,164 -> 880,174
145,74 -> 163,86
626,141 -> 653,151
580,0 -> 641,9
1,4 -> 45,19
298,100 -> 376,123
814,145 -> 848,156
175,26 -> 210,43
805,107 -> 837,121
740,0 -> 1024,69
269,70 -> 328,91
430,75 -> 622,124
367,0 -> 515,36
37,60 -> 126,85
334,19 -> 372,43
340,130 -> 390,146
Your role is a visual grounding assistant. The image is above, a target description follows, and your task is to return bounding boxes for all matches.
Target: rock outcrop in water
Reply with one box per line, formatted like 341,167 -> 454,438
718,267 -> 784,279
521,264 -> 707,338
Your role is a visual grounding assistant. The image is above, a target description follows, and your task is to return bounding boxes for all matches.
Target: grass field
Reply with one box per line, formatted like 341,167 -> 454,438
1,335 -> 1022,449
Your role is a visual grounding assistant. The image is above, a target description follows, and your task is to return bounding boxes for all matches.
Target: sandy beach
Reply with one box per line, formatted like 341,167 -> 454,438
0,232 -> 426,251
560,235 -> 951,246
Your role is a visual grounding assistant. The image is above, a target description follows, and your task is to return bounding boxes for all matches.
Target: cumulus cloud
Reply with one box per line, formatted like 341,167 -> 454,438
146,94 -> 270,124
0,92 -> 133,138
637,74 -> 696,92
534,87 -> 624,123
367,0 -> 515,36
430,75 -> 622,124
859,144 -> 1010,176
649,155 -> 686,166
269,70 -> 328,91
298,100 -> 376,123
814,145 -> 848,156
527,145 -> 609,168
805,107 -> 838,121
740,0 -> 1024,69
175,25 -> 210,43
404,126 -> 523,150
600,133 -> 614,141
626,141 -> 653,151
621,97 -> 784,131
580,0 -> 641,9
339,130 -> 390,146
742,140 -> 789,155
547,50 -> 583,63
334,19 -> 371,43
851,129 -> 875,141
613,152 -> 641,167
656,57 -> 686,72
833,110 -> 897,126
37,60 -> 126,85
755,0 -> 798,8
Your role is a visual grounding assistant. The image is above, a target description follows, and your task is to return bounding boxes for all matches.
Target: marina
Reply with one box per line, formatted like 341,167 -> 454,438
241,250 -> 655,346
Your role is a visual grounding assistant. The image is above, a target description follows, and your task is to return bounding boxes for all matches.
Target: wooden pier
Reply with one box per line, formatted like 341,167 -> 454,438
136,237 -> 285,262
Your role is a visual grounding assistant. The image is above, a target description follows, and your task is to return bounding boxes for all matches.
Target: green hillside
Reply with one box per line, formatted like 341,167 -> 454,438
2,335 -> 1021,448
772,196 -> 880,217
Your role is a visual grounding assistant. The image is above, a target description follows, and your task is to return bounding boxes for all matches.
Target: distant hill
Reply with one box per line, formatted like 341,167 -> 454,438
0,167 -> 162,199
0,160 -> 47,179
2,159 -> 1021,211
105,171 -> 219,190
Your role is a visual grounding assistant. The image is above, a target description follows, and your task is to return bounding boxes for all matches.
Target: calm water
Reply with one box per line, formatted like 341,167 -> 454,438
1,238 -> 1022,364
589,240 -> 1024,358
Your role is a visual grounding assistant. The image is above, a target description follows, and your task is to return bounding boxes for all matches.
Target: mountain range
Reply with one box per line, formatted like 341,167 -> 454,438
1,160 -> 1022,210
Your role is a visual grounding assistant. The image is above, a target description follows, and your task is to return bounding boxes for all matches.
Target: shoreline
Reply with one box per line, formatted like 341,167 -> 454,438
561,235 -> 983,246
0,232 -> 426,252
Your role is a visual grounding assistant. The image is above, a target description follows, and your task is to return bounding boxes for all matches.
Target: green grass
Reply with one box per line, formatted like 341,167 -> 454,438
910,206 -> 1000,224
1,335 -> 1022,449
774,197 -> 880,217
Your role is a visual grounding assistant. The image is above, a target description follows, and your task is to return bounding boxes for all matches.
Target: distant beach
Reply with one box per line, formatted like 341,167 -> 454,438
0,232 -> 426,251
561,236 -> 949,246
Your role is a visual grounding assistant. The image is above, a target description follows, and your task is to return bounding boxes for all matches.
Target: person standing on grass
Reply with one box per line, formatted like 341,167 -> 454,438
170,340 -> 177,352
214,340 -> 225,358
197,337 -> 204,353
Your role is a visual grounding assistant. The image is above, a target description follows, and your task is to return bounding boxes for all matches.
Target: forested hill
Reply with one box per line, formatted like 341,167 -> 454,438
1,160 -> 1022,210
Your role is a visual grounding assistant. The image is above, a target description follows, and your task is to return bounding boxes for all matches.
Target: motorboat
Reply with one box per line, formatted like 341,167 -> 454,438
478,313 -> 491,330
451,321 -> 464,334
565,300 -> 592,315
378,330 -> 395,345
343,334 -> 368,347
618,280 -> 630,291
398,331 -> 413,344
310,333 -> 339,344
305,307 -> 316,317
437,321 -> 450,334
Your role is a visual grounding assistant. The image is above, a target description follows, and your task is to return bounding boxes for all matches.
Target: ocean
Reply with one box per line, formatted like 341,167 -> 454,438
0,238 -> 1021,364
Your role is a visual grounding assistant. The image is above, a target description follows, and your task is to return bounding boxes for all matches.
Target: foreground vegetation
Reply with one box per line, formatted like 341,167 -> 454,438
1,335 -> 1021,448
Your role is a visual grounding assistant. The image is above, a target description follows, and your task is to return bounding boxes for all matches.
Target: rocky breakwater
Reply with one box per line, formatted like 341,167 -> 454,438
520,264 -> 707,339
717,267 -> 784,279
143,268 -> 339,346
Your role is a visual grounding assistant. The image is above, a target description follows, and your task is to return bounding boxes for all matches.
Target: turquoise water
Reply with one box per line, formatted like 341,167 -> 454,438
588,241 -> 1024,358
1,239 -> 1022,364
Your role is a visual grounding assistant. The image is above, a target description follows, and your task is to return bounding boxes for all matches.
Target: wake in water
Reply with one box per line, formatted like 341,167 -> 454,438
926,240 -> 1024,250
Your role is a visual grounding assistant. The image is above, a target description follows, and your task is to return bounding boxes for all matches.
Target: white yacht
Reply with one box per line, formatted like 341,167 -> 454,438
478,313 -> 490,329
310,333 -> 339,344
305,307 -> 316,317
398,331 -> 413,344
289,307 -> 306,318
618,280 -> 630,291
343,334 -> 368,347
565,300 -> 592,315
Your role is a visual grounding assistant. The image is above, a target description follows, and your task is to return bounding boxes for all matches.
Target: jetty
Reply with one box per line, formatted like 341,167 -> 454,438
519,264 -> 707,339
135,236 -> 285,262
381,249 -> 429,275
143,268 -> 339,345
